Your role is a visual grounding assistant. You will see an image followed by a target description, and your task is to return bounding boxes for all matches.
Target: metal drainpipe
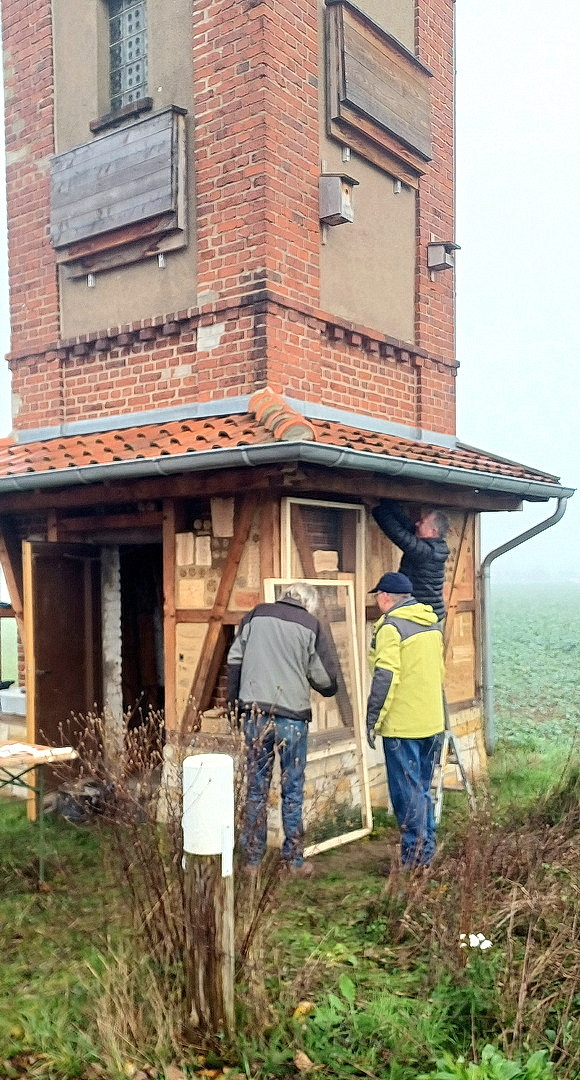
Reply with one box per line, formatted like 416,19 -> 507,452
479,496 -> 571,755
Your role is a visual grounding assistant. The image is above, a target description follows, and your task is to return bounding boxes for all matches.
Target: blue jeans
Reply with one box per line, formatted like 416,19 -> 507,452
242,713 -> 308,868
382,733 -> 443,867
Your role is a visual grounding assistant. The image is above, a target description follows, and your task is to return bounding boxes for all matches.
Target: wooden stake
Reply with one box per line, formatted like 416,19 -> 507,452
183,852 -> 235,1037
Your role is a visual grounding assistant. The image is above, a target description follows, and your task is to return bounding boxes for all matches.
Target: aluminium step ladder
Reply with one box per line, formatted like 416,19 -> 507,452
432,697 -> 477,825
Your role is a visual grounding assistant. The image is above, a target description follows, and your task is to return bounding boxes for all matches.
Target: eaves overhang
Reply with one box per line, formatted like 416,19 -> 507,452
0,441 -> 573,503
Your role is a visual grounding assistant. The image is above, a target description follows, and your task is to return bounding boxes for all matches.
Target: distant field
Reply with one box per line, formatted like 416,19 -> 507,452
490,580 -> 579,749
0,618 -> 17,682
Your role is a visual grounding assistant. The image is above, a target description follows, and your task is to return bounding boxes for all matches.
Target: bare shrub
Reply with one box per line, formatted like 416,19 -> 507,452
60,705 -> 286,1054
366,764 -> 580,1075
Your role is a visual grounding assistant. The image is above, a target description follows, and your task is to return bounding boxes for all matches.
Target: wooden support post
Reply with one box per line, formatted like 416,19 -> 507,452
162,499 -> 178,734
183,852 -> 235,1037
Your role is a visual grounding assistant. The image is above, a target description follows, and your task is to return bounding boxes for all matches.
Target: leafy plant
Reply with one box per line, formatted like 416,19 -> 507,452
418,1044 -> 554,1080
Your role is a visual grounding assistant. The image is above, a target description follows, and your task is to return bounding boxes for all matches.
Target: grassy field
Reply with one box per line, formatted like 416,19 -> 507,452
0,583 -> 578,1079
0,615 -> 17,682
490,581 -> 579,749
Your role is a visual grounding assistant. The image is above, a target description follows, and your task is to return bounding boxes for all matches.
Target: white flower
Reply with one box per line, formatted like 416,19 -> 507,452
459,931 -> 492,950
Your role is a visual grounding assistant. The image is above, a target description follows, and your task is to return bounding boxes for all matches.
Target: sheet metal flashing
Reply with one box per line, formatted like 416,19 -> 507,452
12,397 -> 458,451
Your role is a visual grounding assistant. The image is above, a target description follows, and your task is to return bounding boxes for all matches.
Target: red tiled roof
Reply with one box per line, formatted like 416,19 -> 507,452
0,415 -> 273,476
309,420 -> 558,482
0,393 -> 560,488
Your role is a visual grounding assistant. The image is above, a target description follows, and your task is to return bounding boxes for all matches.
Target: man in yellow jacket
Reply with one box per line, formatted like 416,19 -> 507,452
366,571 -> 445,869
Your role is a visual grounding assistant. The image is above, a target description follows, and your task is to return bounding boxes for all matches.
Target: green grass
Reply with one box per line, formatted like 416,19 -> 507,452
0,583 -> 578,1078
0,805 -> 110,1071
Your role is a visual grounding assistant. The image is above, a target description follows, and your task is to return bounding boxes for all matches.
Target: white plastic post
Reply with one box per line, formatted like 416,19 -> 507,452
182,753 -> 235,875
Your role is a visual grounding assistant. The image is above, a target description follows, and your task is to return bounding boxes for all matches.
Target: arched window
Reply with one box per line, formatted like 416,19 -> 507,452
109,0 -> 148,112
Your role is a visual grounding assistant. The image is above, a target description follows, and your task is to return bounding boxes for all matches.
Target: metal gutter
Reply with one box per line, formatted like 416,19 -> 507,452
478,495 -> 571,755
0,440 -> 574,501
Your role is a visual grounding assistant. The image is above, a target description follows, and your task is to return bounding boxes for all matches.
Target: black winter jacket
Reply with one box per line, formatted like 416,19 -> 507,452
372,500 -> 449,620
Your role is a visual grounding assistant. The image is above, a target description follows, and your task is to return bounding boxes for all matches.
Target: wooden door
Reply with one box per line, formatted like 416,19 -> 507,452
23,542 -> 102,750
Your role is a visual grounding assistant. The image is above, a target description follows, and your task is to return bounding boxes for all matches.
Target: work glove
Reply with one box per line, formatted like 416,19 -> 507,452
366,725 -> 377,751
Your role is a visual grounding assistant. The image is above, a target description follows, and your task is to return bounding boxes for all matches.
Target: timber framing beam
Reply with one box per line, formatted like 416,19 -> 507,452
0,463 -> 527,515
180,493 -> 259,734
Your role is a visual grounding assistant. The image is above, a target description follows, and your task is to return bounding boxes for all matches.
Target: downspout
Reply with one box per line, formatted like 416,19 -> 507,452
479,496 -> 570,755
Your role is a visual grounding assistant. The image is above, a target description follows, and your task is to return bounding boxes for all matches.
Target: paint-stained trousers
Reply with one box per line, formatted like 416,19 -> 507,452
242,714 -> 308,868
382,733 -> 443,867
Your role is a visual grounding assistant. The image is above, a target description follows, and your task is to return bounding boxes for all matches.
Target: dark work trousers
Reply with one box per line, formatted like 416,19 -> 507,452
242,713 -> 308,868
382,733 -> 443,867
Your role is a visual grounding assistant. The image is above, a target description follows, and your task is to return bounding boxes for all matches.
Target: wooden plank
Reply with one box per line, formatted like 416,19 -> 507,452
62,221 -> 186,275
293,467 -> 524,512
52,156 -> 174,227
184,852 -> 235,1037
259,499 -> 277,585
0,467 -> 281,515
50,109 -> 185,249
58,510 -> 163,533
60,212 -> 177,261
176,610 -> 247,625
180,494 -> 259,733
162,500 -> 177,735
342,19 -> 431,158
329,114 -> 423,185
0,463 -> 527,517
445,610 -> 476,704
326,3 -> 431,178
51,136 -> 174,210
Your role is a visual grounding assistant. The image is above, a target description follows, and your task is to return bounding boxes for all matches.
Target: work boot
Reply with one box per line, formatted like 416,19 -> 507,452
283,861 -> 314,879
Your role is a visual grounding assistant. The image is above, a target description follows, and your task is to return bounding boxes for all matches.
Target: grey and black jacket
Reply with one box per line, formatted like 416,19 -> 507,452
372,500 -> 449,620
226,597 -> 338,722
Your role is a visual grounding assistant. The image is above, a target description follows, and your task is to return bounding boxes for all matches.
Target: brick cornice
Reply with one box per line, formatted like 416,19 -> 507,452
6,290 -> 459,372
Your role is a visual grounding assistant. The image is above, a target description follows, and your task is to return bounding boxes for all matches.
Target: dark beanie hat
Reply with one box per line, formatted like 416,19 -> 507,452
369,571 -> 414,595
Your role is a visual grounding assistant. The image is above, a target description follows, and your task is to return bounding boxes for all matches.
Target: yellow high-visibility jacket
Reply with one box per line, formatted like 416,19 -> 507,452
367,601 -> 445,739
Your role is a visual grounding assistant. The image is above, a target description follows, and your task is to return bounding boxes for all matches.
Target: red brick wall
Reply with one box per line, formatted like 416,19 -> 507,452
2,0 -> 58,357
415,0 -> 456,372
193,0 -> 321,309
3,0 -> 457,438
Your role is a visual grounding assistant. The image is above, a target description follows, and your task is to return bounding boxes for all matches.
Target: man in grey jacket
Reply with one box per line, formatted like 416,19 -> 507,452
227,582 -> 338,876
